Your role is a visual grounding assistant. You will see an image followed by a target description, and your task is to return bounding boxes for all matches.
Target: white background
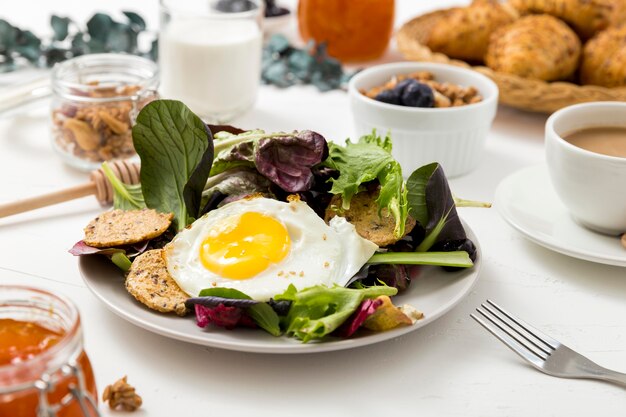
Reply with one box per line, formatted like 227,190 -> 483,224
1,1 -> 625,416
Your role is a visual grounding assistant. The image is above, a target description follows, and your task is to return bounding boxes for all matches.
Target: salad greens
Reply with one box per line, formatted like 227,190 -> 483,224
101,162 -> 146,210
406,163 -> 467,252
275,284 -> 397,342
211,129 -> 328,192
132,100 -> 213,231
324,132 -> 408,239
367,251 -> 473,268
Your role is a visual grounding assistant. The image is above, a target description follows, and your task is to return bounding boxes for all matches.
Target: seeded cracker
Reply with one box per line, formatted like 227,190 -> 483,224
83,209 -> 173,248
125,249 -> 188,316
324,190 -> 416,247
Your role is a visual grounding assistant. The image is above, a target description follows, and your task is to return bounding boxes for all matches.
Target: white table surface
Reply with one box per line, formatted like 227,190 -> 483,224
1,1 -> 625,416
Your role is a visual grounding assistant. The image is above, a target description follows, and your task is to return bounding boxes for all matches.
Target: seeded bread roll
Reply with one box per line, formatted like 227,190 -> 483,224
580,24 -> 626,87
485,15 -> 581,81
425,0 -> 518,62
509,0 -> 626,39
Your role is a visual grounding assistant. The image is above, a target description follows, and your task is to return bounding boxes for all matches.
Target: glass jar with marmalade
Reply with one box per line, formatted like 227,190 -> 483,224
0,286 -> 99,417
298,0 -> 395,62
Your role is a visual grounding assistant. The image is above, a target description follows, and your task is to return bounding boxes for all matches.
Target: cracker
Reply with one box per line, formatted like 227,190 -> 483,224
324,190 -> 416,247
84,209 -> 173,248
125,249 -> 188,316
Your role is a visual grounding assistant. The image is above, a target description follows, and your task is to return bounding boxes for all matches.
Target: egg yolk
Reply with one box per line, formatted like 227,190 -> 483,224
199,212 -> 291,279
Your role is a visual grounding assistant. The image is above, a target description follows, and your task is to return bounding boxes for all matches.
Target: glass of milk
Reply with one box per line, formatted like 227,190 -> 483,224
159,0 -> 263,123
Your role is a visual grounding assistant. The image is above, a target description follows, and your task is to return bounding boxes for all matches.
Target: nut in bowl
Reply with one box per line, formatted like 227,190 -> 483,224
348,62 -> 498,178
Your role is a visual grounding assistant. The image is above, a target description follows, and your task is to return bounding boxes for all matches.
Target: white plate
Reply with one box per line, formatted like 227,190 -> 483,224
496,165 -> 626,267
80,222 -> 481,354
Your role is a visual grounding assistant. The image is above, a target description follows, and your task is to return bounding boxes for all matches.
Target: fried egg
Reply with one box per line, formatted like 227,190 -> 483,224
164,197 -> 378,301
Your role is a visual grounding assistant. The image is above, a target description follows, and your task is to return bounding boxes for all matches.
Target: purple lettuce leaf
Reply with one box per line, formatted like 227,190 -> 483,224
185,296 -> 260,309
69,240 -> 150,258
193,304 -> 256,330
255,130 -> 328,192
333,298 -> 384,338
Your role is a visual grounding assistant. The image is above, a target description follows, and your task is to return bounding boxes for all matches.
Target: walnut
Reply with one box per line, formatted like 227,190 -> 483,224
102,376 -> 143,412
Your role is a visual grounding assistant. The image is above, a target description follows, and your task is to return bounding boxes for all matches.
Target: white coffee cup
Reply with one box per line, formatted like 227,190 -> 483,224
545,102 -> 626,235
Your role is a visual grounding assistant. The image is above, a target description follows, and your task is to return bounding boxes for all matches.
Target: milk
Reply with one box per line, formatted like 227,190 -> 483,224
159,18 -> 262,121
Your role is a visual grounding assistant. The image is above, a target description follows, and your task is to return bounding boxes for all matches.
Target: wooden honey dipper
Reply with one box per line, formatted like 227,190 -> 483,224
0,160 -> 140,219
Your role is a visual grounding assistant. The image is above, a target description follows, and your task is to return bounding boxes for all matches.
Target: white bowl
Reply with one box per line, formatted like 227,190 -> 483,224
348,62 -> 498,177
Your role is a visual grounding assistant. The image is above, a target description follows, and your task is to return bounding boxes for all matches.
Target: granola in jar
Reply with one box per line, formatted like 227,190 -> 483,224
51,54 -> 159,171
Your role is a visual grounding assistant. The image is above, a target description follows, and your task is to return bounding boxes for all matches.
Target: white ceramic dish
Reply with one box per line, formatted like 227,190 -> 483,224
79,222 -> 481,354
348,62 -> 498,178
545,102 -> 626,235
496,165 -> 626,267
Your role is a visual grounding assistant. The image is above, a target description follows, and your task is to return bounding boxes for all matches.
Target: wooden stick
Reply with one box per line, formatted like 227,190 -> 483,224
0,182 -> 97,219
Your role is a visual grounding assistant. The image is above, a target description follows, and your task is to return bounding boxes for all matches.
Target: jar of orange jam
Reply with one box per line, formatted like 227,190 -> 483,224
0,286 -> 98,417
298,0 -> 395,62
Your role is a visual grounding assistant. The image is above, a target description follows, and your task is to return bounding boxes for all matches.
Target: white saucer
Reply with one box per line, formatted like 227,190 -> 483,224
495,165 -> 626,267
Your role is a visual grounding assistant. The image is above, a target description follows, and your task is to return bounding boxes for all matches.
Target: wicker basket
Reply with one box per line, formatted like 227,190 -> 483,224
396,10 -> 626,114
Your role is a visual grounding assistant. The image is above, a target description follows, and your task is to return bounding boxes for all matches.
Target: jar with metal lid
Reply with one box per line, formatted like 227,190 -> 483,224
51,54 -> 159,172
0,286 -> 99,417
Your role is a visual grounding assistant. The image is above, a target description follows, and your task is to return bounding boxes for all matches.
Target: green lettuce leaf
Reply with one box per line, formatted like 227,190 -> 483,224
101,161 -> 146,210
324,131 -> 408,238
132,100 -> 212,231
275,284 -> 397,343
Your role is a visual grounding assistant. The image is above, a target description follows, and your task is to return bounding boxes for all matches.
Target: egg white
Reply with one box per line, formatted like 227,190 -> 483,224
164,197 -> 378,301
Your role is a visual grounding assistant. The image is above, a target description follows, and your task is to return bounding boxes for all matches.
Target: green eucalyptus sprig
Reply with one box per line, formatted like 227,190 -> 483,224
0,11 -> 157,73
262,34 -> 356,92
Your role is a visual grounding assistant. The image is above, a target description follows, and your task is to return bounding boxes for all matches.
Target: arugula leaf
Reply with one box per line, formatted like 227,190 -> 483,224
406,163 -> 467,252
101,162 -> 146,210
324,131 -> 408,238
275,284 -> 397,342
132,100 -> 212,231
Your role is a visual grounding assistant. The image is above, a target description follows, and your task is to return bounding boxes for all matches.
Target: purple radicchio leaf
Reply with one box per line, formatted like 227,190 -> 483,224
255,130 -> 328,192
334,298 -> 384,338
69,240 -> 150,258
185,296 -> 260,309
69,240 -> 125,256
192,304 -> 256,330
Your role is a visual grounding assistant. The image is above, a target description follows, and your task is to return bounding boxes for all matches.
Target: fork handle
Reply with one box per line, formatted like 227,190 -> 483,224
597,369 -> 626,386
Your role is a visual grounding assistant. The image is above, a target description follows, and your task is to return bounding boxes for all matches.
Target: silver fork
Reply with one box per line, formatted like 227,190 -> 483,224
471,300 -> 626,386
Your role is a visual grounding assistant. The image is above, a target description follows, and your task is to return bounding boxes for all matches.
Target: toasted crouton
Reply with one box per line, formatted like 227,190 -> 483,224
324,190 -> 416,247
84,209 -> 173,248
125,249 -> 188,316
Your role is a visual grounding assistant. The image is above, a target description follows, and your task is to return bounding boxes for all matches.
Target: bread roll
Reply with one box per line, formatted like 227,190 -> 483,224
485,15 -> 581,81
581,25 -> 626,87
425,0 -> 518,62
510,0 -> 626,39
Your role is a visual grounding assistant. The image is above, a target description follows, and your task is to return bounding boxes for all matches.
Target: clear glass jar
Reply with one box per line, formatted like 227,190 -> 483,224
51,54 -> 159,172
159,0 -> 263,123
0,286 -> 99,417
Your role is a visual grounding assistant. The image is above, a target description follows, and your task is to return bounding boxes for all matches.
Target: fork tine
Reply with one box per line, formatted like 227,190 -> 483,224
471,311 -> 546,369
481,302 -> 554,357
474,306 -> 549,361
486,299 -> 558,350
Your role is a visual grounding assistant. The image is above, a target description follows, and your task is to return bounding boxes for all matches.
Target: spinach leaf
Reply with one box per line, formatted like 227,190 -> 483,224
406,163 -> 467,252
324,131 -> 408,238
101,161 -> 146,210
132,100 -> 211,231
